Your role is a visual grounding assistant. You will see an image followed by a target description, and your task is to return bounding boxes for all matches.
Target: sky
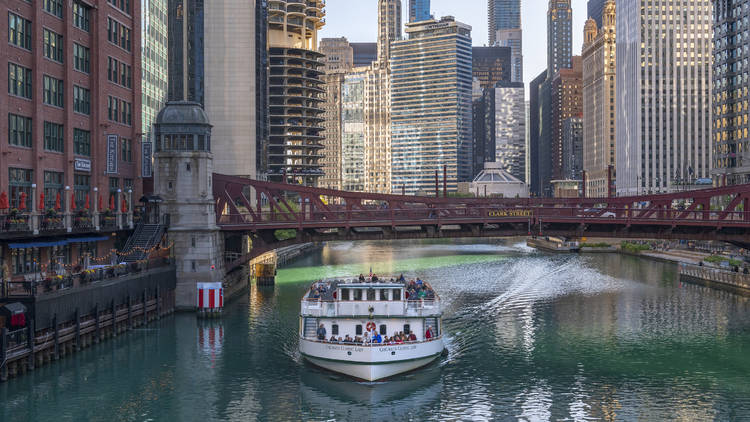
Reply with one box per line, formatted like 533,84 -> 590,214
318,0 -> 590,86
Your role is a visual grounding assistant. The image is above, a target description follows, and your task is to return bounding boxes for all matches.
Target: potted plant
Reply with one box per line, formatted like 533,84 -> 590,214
74,209 -> 92,227
102,209 -> 116,227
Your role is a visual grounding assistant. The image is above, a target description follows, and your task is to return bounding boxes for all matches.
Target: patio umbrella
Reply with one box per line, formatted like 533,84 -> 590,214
98,194 -> 103,211
121,196 -> 127,213
54,193 -> 61,211
109,195 -> 115,210
84,193 -> 90,210
71,192 -> 77,210
0,192 -> 8,210
38,193 -> 45,211
19,192 -> 27,210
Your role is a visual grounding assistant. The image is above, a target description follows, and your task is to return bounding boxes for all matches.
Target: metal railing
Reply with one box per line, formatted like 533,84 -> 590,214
0,211 -> 134,235
680,263 -> 750,289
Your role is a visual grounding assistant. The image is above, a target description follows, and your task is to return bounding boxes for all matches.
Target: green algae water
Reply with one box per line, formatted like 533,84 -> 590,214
2,239 -> 750,421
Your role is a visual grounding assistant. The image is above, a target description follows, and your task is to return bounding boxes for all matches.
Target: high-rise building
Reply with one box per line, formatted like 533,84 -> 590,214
391,17 -> 473,194
494,83 -> 527,182
320,38 -> 354,190
547,0 -> 572,78
168,0 -> 259,178
256,0 -> 269,179
562,117 -> 584,180
142,0 -> 169,155
472,47 -> 512,92
587,0 -> 607,28
529,70 -> 547,196
473,91 -> 490,178
550,57 -> 583,181
351,43 -> 377,67
378,0 -> 402,62
582,2 -> 616,197
1,0 -> 142,212
617,0 -> 713,195
268,0 -> 326,185
495,29 -> 523,83
409,0 -> 431,23
713,0 -> 750,185
488,0 -> 521,45
342,70 -> 367,192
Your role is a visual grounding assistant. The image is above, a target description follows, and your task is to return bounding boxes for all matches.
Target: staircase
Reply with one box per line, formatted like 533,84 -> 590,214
121,223 -> 165,263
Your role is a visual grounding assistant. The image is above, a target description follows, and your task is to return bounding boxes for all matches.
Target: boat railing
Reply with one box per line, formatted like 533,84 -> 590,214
300,336 -> 443,348
300,299 -> 441,317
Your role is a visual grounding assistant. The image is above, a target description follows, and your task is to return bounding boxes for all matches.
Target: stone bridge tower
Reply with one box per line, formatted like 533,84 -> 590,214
153,101 -> 223,310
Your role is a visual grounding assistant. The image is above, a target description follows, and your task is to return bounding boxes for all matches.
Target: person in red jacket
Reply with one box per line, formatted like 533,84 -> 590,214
425,326 -> 434,339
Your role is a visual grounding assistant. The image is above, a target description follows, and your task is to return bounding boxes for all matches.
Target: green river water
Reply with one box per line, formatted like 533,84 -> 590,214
1,239 -> 750,421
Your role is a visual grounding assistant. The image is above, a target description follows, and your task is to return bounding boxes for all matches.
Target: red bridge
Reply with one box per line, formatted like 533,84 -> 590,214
213,174 -> 750,269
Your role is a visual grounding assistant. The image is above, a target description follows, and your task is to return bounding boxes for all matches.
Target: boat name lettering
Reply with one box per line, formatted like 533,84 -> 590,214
488,209 -> 532,217
325,345 -> 364,352
378,345 -> 417,352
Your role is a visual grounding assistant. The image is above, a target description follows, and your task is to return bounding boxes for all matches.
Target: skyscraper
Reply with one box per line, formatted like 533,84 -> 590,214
587,0 -> 607,28
268,0 -> 326,185
320,38 -> 354,190
495,29 -> 523,83
562,117 -> 584,180
168,0 -> 259,178
378,0 -> 402,62
529,70 -> 547,196
472,47 -> 512,92
391,17 -> 473,194
488,0 -> 521,45
351,43 -> 378,67
617,0 -> 713,195
342,70 -> 367,192
582,1 -> 616,197
409,0 -> 431,23
550,57 -> 583,181
142,0 -> 169,159
256,0 -> 269,178
547,0 -> 572,78
494,83 -> 527,182
713,0 -> 750,185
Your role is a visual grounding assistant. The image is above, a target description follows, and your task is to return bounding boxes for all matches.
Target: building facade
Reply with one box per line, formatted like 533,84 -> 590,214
391,17 -> 473,194
547,0 -> 572,78
341,70 -> 367,192
495,29 -> 523,83
582,2 -> 616,197
493,83 -> 526,182
550,57 -> 583,181
141,0 -> 169,154
377,0 -> 401,63
256,0 -> 269,179
409,0 -> 430,23
167,0 -> 204,105
268,0 -> 326,185
488,0 -> 520,45
319,38 -> 354,190
562,117 -> 583,180
713,0 -> 750,185
351,42 -> 377,67
472,47 -> 512,93
616,0 -> 713,195
587,0 -> 607,28
528,70 -> 547,196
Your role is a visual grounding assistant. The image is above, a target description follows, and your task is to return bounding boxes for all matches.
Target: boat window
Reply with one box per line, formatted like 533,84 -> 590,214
332,324 -> 339,335
379,324 -> 387,335
403,324 -> 410,334
393,289 -> 401,301
380,289 -> 388,300
355,324 -> 362,335
342,289 -> 350,301
367,288 -> 376,301
353,289 -> 362,301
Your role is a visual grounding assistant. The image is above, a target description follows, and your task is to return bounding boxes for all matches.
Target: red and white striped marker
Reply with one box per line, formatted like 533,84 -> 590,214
197,282 -> 223,309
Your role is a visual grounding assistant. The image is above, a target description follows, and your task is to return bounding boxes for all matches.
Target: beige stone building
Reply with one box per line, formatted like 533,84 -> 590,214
320,38 -> 354,190
582,0 -> 616,197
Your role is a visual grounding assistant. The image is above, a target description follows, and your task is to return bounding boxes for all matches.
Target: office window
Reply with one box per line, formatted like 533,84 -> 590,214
107,18 -> 131,52
44,171 -> 64,209
43,29 -> 64,62
8,13 -> 32,50
72,2 -> 91,31
43,75 -> 64,107
121,138 -> 133,162
8,63 -> 32,99
74,174 -> 90,209
108,96 -> 119,122
44,121 -> 64,152
8,114 -> 32,148
108,0 -> 131,15
73,85 -> 91,115
73,128 -> 91,156
73,43 -> 90,73
44,0 -> 64,18
9,168 -> 34,210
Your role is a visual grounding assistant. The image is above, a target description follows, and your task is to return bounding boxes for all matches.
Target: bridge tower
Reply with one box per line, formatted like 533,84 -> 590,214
153,101 -> 224,310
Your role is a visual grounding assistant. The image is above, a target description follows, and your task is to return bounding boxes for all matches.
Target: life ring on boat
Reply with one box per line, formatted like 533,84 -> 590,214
366,322 -> 376,332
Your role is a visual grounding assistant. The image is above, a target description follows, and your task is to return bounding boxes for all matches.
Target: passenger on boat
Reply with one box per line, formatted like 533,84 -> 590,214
372,332 -> 382,343
363,332 -> 371,344
317,324 -> 327,340
395,335 -> 404,344
372,274 -> 379,281
425,326 -> 434,339
344,335 -> 353,344
408,332 -> 417,342
359,274 -> 366,282
329,335 -> 338,342
398,274 -> 405,282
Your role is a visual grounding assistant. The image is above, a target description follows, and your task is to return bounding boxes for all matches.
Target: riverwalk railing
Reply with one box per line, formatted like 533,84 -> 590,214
0,210 -> 136,236
679,263 -> 750,290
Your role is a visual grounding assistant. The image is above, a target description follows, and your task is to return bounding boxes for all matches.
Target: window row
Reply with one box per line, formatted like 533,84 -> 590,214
108,96 -> 132,125
108,57 -> 133,88
8,113 -> 91,156
107,18 -> 132,52
8,12 -> 32,50
74,43 -> 90,73
43,28 -> 64,63
108,0 -> 132,15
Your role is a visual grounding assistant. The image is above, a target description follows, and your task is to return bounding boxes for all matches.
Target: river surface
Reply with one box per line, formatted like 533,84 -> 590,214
2,239 -> 750,421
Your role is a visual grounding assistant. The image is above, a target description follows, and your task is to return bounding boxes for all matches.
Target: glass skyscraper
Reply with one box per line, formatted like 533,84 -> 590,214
409,0 -> 430,23
488,0 -> 520,45
391,17 -> 473,194
142,0 -> 169,164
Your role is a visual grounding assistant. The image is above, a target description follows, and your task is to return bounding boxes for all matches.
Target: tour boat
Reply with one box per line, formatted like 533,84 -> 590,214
298,275 -> 444,381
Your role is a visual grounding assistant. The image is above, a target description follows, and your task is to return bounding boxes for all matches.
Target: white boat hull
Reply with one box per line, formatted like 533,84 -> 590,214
299,338 -> 444,381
